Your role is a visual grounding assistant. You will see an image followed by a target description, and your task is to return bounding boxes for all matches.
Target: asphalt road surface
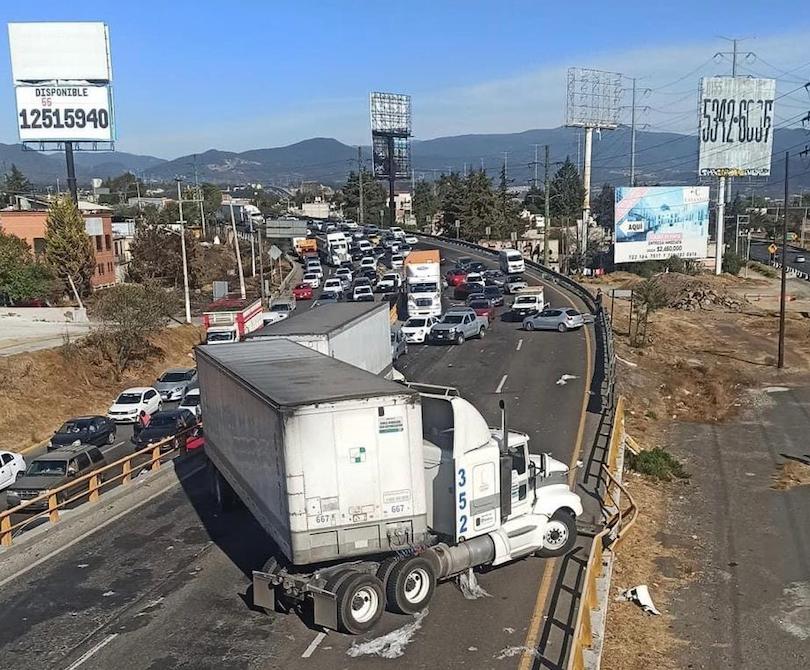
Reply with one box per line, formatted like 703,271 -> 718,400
0,239 -> 595,670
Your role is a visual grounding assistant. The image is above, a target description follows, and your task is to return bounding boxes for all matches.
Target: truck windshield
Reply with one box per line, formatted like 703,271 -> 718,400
207,331 -> 235,343
410,282 -> 438,293
507,252 -> 522,261
514,297 -> 536,305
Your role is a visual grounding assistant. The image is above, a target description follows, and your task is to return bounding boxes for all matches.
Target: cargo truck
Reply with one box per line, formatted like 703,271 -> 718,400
202,296 -> 263,344
405,249 -> 442,318
507,286 -> 545,321
316,232 -> 350,266
197,339 -> 583,634
247,302 -> 392,377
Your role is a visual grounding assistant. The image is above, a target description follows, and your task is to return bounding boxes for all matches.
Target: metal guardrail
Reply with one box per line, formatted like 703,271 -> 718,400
0,425 -> 201,547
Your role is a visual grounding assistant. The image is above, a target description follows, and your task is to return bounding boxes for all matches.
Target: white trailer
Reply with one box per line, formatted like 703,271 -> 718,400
316,232 -> 350,266
246,302 -> 392,377
197,341 -> 583,635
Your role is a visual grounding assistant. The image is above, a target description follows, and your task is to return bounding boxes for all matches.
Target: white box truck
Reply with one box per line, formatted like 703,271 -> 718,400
405,249 -> 442,317
316,232 -> 350,266
246,302 -> 392,377
197,340 -> 583,634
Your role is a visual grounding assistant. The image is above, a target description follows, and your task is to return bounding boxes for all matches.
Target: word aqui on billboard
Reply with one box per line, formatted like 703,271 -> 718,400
614,186 -> 710,264
698,77 -> 776,177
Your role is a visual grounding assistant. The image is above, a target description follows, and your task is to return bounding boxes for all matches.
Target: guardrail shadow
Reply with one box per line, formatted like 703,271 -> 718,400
530,543 -> 591,670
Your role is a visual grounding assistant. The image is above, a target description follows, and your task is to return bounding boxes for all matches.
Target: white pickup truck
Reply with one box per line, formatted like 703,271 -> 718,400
507,287 -> 544,322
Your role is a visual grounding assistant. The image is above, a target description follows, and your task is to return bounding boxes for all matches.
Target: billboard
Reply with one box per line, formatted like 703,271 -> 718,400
370,92 -> 411,134
566,67 -> 622,129
15,85 -> 113,142
614,186 -> 709,264
372,135 -> 411,179
698,77 -> 776,177
8,22 -> 112,81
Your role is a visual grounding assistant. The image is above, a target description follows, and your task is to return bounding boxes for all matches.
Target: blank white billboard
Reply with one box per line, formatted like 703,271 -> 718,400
698,77 -> 775,177
8,22 -> 112,82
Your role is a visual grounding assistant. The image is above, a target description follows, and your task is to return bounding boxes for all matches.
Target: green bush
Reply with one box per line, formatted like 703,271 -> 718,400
722,251 -> 744,275
627,447 -> 689,481
747,261 -> 777,278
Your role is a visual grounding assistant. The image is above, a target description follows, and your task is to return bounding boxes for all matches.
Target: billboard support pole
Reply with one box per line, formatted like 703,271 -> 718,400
65,141 -> 78,204
544,145 -> 551,266
387,135 -> 396,228
582,127 -> 593,266
715,177 -> 726,275
778,151 -> 789,369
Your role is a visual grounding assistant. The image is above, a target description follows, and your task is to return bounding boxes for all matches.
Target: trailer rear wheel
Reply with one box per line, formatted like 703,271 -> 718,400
335,572 -> 385,634
385,556 -> 436,615
536,510 -> 577,557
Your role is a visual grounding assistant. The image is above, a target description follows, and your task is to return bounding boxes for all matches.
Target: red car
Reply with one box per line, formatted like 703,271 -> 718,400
292,283 -> 314,300
469,298 -> 495,323
446,269 -> 467,286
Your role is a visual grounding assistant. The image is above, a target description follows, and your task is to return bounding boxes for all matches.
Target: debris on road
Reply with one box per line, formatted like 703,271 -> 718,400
556,374 -> 578,386
346,610 -> 427,659
495,646 -> 541,660
458,568 -> 492,599
619,585 -> 661,615
772,460 -> 810,490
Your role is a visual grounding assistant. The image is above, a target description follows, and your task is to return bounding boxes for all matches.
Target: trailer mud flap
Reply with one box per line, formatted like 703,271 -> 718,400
310,586 -> 338,631
253,571 -> 276,612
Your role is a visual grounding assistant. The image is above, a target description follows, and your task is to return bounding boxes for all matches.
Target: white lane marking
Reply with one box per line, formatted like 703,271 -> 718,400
302,632 -> 326,658
495,375 -> 508,394
64,633 -> 118,670
516,339 -> 523,351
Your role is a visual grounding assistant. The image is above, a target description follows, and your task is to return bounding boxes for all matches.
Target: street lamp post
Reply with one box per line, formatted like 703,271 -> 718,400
175,179 -> 192,324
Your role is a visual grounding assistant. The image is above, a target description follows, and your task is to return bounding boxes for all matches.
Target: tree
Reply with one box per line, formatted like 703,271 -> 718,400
89,283 -> 179,379
341,170 -> 386,225
460,170 -> 498,241
523,185 -> 544,214
127,221 -> 204,290
437,172 -> 465,235
592,183 -> 614,230
44,196 -> 96,304
0,230 -> 56,303
412,179 -> 438,229
495,164 -> 524,239
549,157 -> 585,220
631,277 -> 668,347
2,164 -> 31,204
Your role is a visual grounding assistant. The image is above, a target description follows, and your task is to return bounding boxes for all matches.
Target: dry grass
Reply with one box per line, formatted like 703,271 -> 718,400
772,460 -> 810,490
0,325 -> 202,453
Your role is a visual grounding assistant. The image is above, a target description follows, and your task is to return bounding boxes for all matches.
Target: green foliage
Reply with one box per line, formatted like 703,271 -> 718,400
548,157 -> 584,219
340,170 -> 386,225
127,222 -> 204,290
44,197 -> 96,297
722,250 -> 744,275
412,179 -> 438,229
495,164 -> 525,240
747,261 -> 777,278
437,172 -> 465,234
0,231 -> 57,303
2,164 -> 32,203
89,283 -> 179,379
523,185 -> 544,214
631,276 -> 669,347
627,447 -> 689,481
460,170 -> 498,241
592,183 -> 614,230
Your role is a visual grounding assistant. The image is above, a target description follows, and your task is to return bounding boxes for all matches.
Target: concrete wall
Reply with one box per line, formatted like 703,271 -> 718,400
0,307 -> 89,322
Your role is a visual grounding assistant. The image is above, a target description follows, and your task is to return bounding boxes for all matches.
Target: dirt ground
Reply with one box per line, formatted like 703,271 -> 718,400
0,325 -> 203,453
586,270 -> 810,670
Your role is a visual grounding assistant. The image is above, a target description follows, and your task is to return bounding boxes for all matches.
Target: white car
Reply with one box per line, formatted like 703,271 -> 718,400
466,271 -> 484,284
107,387 -> 162,423
178,388 -> 202,419
0,450 -> 26,490
335,267 -> 353,285
359,257 -> 377,272
401,316 -> 438,343
263,299 -> 295,325
390,254 -> 404,270
376,272 -> 401,292
322,278 -> 344,297
306,263 -> 323,279
390,226 -> 405,239
352,285 -> 374,302
302,272 -> 321,289
405,235 -> 418,245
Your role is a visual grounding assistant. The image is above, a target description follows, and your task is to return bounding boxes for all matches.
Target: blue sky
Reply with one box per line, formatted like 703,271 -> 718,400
1,1 -> 809,158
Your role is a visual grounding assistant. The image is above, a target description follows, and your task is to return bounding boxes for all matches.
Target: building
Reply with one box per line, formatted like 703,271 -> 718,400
112,220 -> 136,283
394,191 -> 414,226
301,201 -> 330,220
0,196 -> 117,289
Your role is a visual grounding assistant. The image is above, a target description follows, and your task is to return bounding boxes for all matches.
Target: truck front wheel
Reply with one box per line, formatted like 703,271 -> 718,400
455,333 -> 465,345
336,572 -> 385,634
537,510 -> 577,557
385,556 -> 436,615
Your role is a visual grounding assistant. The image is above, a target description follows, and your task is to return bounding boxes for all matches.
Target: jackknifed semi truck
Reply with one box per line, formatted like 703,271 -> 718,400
196,339 -> 582,634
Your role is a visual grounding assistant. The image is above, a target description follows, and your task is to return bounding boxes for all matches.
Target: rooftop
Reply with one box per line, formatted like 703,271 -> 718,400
248,301 -> 385,339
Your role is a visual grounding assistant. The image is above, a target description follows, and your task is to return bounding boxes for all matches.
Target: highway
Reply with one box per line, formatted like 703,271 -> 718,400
0,239 -> 595,670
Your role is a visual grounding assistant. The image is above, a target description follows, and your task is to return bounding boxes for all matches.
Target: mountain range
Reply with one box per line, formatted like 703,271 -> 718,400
2,127 -> 808,195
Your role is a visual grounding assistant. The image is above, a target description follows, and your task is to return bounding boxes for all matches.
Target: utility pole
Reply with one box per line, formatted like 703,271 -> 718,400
175,179 -> 191,324
544,145 -> 551,266
778,151 -> 789,369
357,146 -> 364,225
257,225 -> 266,306
193,160 -> 206,237
250,228 -> 256,277
229,202 -> 247,299
503,152 -> 508,181
532,144 -> 540,189
629,78 -> 637,185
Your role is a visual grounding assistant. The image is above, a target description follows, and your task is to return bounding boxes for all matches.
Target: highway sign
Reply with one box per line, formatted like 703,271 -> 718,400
768,243 -> 777,255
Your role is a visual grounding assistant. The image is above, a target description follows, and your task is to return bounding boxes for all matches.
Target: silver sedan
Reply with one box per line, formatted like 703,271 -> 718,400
523,307 -> 585,332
